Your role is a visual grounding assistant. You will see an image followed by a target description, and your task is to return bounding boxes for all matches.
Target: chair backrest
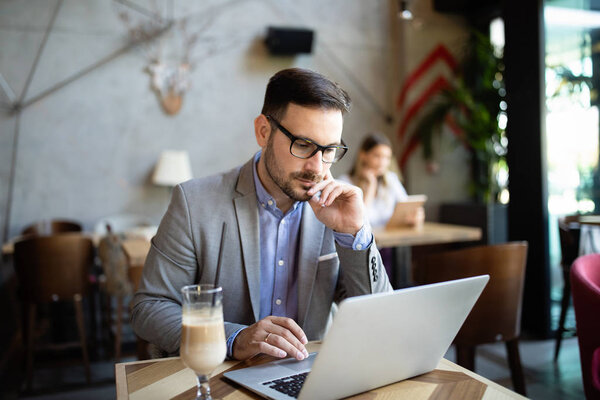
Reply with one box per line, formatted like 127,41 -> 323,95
14,233 -> 93,303
122,238 -> 151,293
571,254 -> 600,399
414,241 -> 528,346
21,219 -> 82,236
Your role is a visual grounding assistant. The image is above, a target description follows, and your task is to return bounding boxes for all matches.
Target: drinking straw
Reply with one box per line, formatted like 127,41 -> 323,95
212,221 -> 227,307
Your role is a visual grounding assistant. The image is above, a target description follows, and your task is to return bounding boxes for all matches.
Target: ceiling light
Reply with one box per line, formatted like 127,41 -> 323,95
399,0 -> 413,20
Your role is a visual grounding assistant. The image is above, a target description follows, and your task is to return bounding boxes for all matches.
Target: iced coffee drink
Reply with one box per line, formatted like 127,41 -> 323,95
181,310 -> 226,375
181,284 -> 225,400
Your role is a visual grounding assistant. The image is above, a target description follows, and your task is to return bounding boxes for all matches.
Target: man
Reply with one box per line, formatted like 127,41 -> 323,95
131,68 -> 392,362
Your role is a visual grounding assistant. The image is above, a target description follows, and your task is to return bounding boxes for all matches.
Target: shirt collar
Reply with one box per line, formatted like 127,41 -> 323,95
252,151 -> 301,215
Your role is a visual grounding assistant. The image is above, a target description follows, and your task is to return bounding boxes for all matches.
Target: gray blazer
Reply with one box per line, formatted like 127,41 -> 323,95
131,157 -> 392,354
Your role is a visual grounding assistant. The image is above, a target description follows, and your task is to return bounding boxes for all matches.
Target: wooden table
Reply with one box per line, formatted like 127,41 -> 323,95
578,215 -> 600,226
373,222 -> 482,287
373,222 -> 482,248
115,342 -> 526,400
2,232 -> 151,259
577,216 -> 600,255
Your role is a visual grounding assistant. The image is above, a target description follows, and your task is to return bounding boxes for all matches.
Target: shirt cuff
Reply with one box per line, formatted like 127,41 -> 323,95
333,223 -> 373,251
226,327 -> 245,359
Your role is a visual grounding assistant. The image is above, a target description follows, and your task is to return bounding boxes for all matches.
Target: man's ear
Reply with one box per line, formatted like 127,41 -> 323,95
254,114 -> 271,148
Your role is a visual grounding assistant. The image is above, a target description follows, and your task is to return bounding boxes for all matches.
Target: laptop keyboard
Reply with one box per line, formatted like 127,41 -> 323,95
262,372 -> 308,398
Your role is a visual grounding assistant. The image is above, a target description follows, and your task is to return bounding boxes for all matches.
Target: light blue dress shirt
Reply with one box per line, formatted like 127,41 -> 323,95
226,152 -> 373,357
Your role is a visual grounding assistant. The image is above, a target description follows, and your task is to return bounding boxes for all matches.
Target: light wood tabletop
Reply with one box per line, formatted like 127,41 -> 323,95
115,342 -> 527,400
578,215 -> 600,226
373,222 -> 482,248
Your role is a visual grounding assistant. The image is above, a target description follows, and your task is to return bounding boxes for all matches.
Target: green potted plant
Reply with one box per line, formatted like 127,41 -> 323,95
412,30 -> 508,204
411,30 -> 508,243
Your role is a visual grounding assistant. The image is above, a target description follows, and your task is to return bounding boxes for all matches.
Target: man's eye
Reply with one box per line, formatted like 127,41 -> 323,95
294,141 -> 312,149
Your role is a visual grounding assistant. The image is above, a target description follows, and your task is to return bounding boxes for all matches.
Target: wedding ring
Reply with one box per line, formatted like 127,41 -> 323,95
265,333 -> 272,343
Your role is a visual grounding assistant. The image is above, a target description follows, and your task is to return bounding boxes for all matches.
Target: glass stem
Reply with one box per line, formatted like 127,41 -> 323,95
196,374 -> 212,400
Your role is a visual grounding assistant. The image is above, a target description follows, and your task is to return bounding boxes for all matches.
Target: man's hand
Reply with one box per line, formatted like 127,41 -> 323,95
232,316 -> 309,361
306,171 -> 365,235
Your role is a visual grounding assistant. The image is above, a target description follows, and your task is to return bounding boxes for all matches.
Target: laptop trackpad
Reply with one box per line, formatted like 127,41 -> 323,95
271,352 -> 316,372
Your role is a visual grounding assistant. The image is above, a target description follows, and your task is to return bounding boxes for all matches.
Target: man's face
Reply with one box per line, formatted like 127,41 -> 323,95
261,103 -> 344,202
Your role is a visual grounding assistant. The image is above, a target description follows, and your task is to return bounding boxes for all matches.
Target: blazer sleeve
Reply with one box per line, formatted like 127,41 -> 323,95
334,239 -> 393,302
130,184 -> 243,354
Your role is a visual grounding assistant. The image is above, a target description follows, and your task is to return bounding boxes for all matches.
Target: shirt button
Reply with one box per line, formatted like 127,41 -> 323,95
267,200 -> 274,206
261,203 -> 265,208
356,244 -> 363,250
275,299 -> 282,305
278,260 -> 284,266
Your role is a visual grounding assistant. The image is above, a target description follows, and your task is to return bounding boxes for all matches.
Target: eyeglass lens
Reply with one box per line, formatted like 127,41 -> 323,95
291,139 -> 342,163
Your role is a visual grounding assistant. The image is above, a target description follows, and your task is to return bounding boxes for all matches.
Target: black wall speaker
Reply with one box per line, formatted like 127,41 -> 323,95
433,0 -> 501,19
265,27 -> 314,55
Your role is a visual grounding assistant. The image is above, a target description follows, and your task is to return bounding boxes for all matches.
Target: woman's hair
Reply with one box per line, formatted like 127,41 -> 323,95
358,132 -> 392,153
349,132 -> 392,177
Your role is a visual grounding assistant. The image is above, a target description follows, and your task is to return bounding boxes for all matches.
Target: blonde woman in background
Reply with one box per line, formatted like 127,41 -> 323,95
338,133 -> 424,284
338,132 -> 423,229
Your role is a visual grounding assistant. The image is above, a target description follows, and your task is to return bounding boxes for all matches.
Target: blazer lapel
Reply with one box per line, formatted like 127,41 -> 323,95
297,202 -> 325,327
234,159 -> 261,323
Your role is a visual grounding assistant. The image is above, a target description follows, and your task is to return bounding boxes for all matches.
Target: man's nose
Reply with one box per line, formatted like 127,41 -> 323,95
303,150 -> 324,174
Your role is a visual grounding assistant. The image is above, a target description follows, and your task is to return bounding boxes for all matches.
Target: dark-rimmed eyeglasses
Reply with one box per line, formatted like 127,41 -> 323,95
266,115 -> 348,164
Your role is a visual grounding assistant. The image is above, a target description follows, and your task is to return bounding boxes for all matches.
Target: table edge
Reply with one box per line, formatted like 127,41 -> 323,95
438,359 -> 528,399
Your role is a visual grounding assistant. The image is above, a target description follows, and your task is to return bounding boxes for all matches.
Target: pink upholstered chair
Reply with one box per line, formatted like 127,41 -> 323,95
571,253 -> 600,399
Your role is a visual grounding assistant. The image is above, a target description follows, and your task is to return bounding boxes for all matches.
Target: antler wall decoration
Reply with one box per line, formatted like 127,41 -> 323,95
116,1 -> 202,115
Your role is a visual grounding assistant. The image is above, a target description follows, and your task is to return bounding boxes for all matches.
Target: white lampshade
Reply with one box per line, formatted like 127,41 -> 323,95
152,150 -> 193,186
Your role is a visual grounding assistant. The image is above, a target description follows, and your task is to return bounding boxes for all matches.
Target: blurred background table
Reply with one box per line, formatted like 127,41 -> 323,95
374,222 -> 482,288
374,222 -> 482,248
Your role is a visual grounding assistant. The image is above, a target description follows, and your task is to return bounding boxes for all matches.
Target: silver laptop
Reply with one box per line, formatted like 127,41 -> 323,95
224,275 -> 489,400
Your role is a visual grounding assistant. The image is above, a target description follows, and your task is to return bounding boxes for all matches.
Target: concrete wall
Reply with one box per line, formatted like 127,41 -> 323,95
0,0 -> 404,240
0,0 -> 470,241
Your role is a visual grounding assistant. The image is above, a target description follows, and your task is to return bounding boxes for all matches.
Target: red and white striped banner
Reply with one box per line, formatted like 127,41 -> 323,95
396,44 -> 460,170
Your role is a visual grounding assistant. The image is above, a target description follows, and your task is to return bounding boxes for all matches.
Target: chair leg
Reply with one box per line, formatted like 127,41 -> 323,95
506,338 -> 527,396
554,267 -> 571,361
74,294 -> 91,384
88,284 -> 98,360
115,296 -> 123,362
455,344 -> 476,372
25,303 -> 37,392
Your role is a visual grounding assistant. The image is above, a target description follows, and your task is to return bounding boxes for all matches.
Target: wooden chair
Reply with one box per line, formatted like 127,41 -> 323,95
555,215 -> 581,361
13,233 -> 93,390
122,238 -> 151,361
413,241 -> 528,395
21,219 -> 82,236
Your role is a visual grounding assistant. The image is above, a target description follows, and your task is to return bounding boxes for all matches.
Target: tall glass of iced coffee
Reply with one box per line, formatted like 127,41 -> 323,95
181,284 -> 226,400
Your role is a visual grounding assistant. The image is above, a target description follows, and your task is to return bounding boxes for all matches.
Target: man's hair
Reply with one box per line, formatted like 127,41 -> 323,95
261,68 -> 351,121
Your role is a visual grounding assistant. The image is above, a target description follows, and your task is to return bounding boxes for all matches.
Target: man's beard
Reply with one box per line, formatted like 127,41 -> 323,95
263,140 -> 322,202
